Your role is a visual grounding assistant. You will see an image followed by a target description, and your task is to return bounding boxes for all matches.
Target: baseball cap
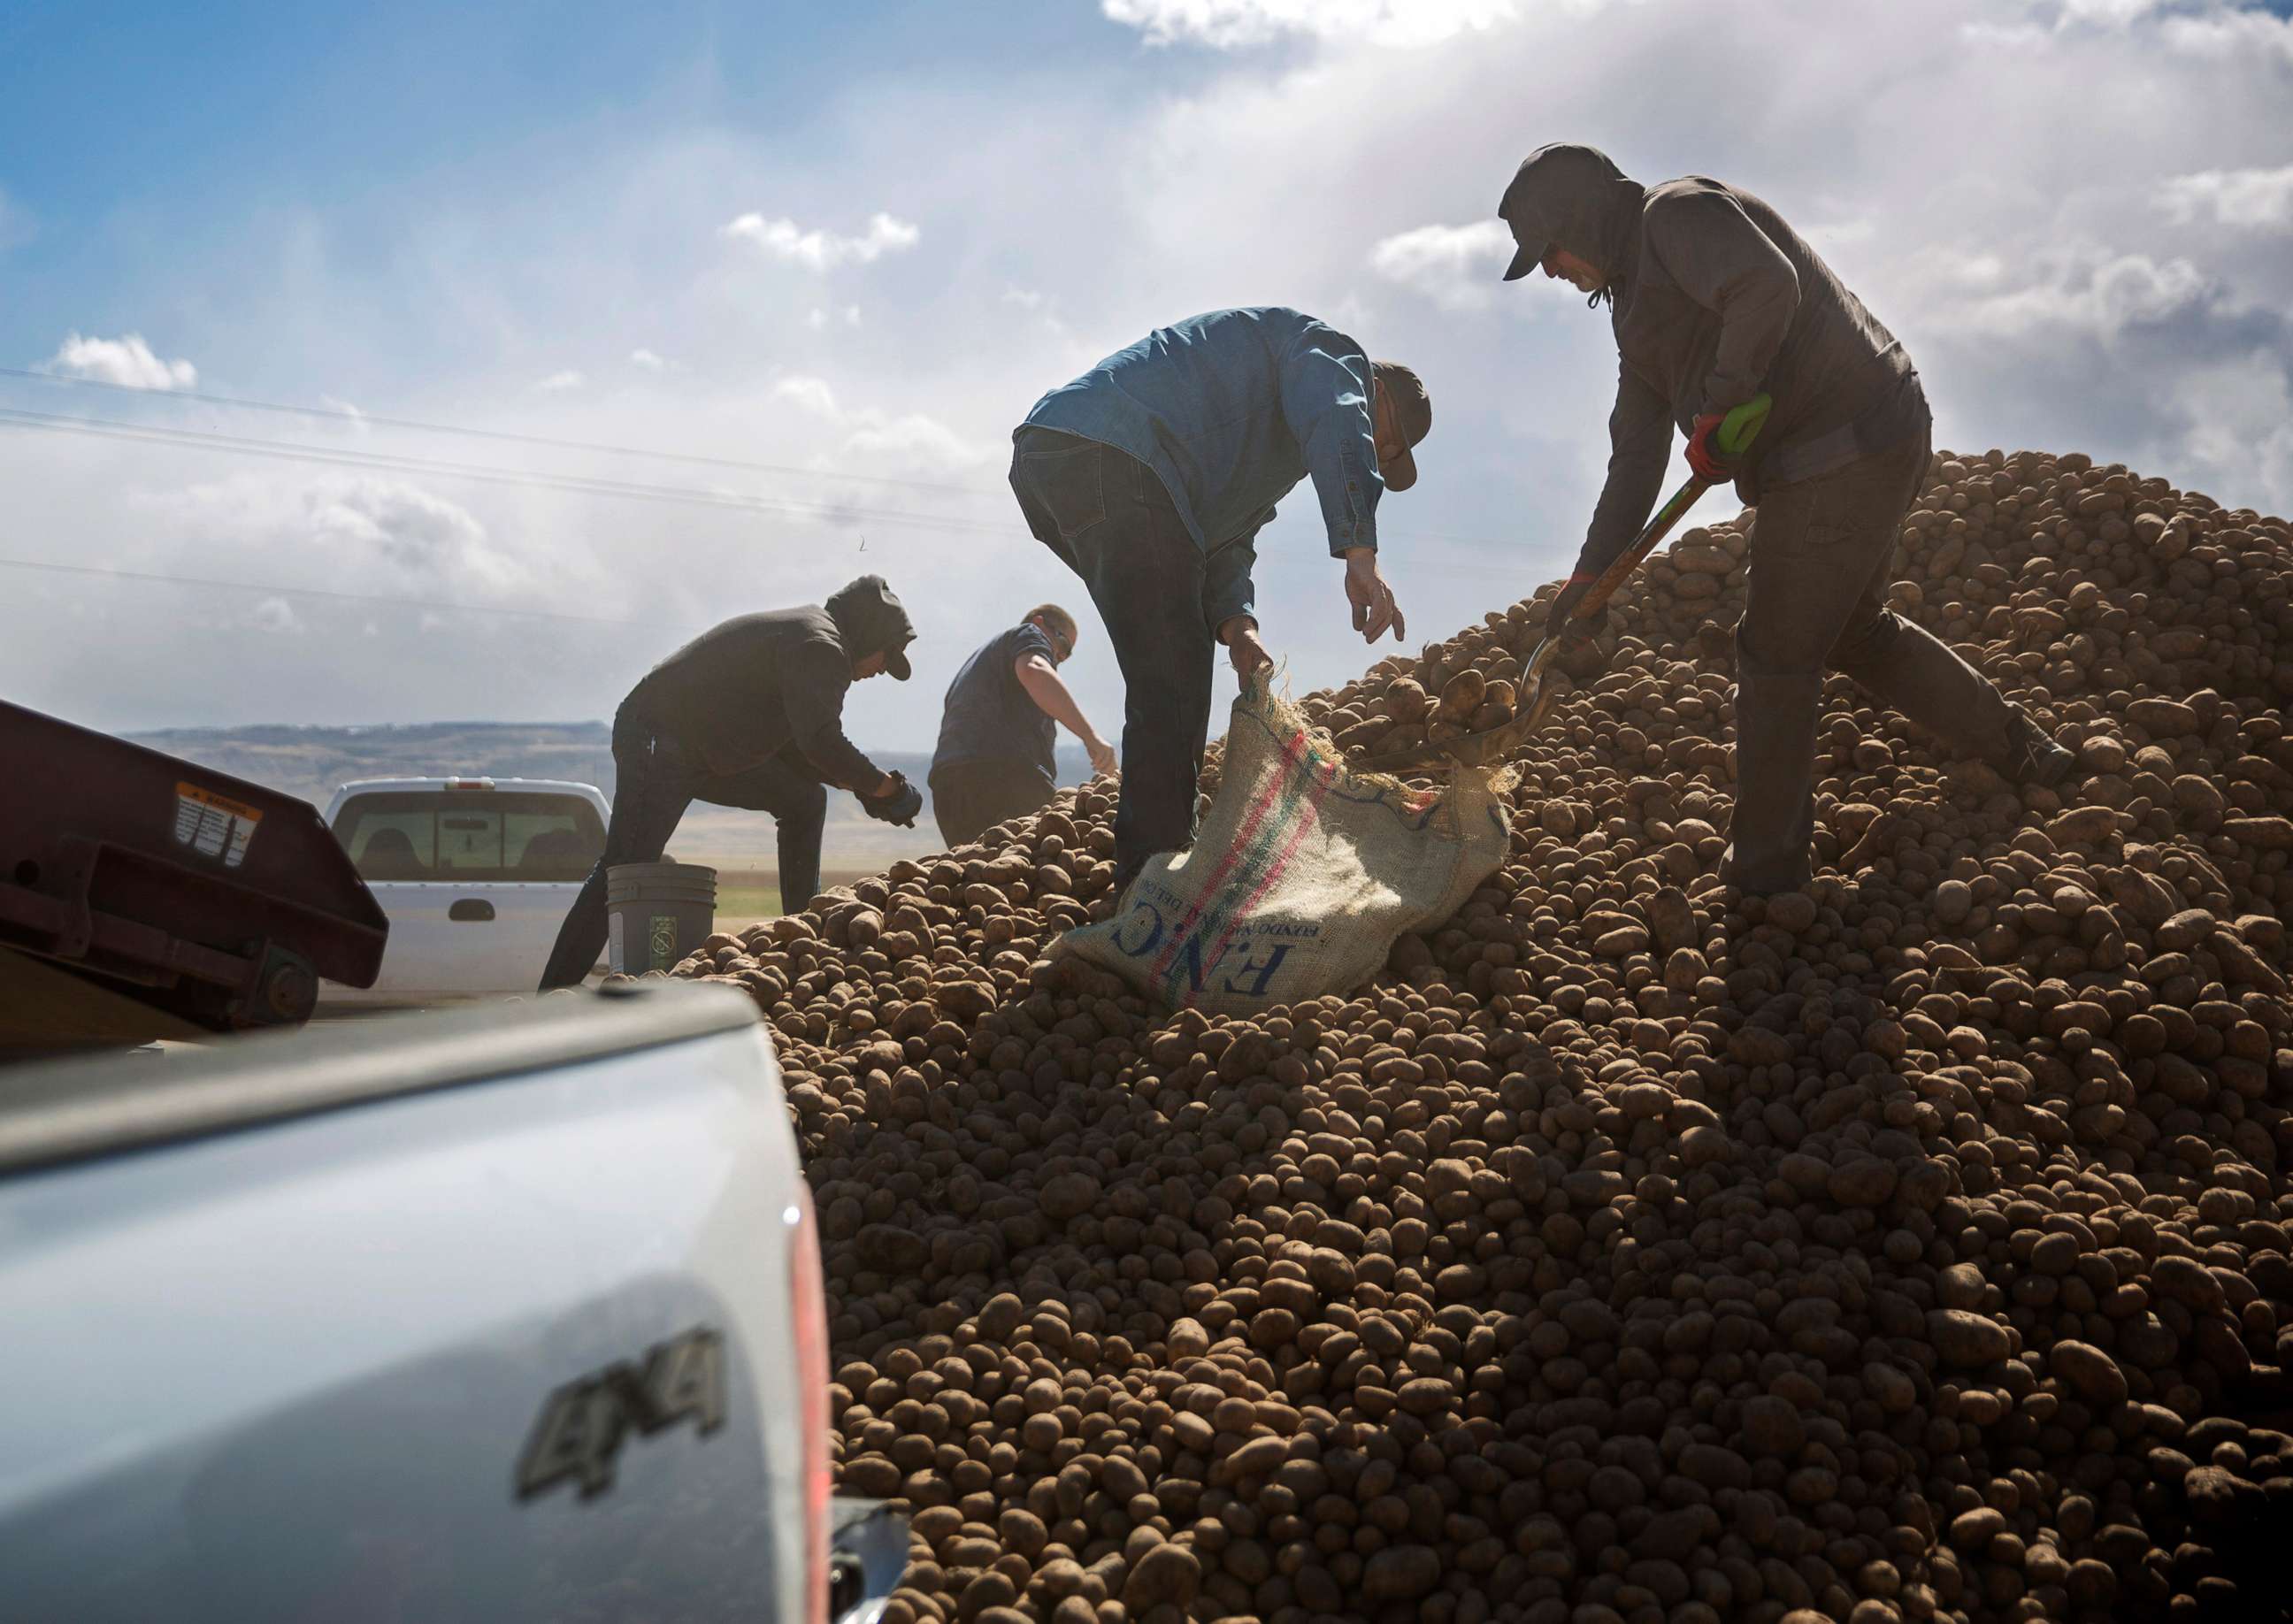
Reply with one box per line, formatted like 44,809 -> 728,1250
1501,230 -> 1546,282
1370,360 -> 1431,493
1498,155 -> 1548,280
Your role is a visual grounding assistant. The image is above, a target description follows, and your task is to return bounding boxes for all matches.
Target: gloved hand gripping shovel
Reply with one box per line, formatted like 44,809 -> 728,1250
1349,392 -> 1771,775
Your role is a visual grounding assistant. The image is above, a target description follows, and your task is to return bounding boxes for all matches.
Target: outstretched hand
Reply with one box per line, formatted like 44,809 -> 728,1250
1343,548 -> 1405,644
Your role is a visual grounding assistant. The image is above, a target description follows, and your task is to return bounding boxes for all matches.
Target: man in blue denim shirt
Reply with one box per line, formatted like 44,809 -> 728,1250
1011,307 -> 1430,892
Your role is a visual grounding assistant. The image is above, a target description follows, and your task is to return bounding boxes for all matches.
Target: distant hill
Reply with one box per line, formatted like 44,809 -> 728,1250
124,720 -> 1095,874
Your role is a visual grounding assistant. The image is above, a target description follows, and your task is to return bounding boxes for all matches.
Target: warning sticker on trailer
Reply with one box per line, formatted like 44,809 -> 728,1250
173,782 -> 264,868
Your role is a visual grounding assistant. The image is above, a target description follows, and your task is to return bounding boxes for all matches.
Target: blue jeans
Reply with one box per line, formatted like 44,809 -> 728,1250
537,701 -> 827,990
1010,427 -> 1217,890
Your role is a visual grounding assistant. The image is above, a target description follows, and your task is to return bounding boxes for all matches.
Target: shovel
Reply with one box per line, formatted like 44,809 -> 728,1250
1350,391 -> 1771,776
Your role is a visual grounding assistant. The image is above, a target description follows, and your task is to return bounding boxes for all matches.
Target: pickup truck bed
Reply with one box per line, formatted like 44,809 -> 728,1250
0,984 -> 896,1622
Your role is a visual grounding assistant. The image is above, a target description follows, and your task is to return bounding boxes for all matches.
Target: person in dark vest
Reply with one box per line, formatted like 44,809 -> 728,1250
1009,306 -> 1430,893
537,575 -> 923,990
1499,143 -> 2075,895
929,603 -> 1116,847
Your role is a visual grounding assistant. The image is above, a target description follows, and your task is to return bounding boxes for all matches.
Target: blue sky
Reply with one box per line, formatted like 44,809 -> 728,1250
4,0 -> 2292,751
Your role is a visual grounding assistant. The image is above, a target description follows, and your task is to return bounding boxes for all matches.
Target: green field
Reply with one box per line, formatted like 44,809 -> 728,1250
708,869 -> 873,935
714,878 -> 782,931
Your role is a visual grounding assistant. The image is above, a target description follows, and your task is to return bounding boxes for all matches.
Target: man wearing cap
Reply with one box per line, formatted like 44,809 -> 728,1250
930,603 -> 1118,848
1495,144 -> 2075,895
1010,306 -> 1430,893
537,574 -> 924,990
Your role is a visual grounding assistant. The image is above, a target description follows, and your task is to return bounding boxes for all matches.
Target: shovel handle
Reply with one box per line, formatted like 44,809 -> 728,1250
1346,395 -> 1772,776
1566,390 -> 1772,624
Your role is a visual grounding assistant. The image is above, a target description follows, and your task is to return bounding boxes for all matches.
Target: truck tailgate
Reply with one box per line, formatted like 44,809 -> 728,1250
0,985 -> 817,1622
349,879 -> 582,1000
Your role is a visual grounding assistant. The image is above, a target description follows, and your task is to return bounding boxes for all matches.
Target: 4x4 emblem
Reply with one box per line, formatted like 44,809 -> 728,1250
516,1326 -> 726,1500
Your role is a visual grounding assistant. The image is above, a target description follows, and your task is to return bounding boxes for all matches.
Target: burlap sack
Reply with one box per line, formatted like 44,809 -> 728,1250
1054,677 -> 1511,1015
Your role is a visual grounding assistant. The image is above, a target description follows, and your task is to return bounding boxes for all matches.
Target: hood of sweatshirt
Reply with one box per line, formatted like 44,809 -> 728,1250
824,574 -> 915,680
1497,142 -> 1647,301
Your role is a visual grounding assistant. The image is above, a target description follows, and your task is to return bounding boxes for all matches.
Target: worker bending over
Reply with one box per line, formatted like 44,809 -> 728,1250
537,575 -> 924,990
929,603 -> 1116,847
1011,306 -> 1430,894
1499,143 -> 2074,895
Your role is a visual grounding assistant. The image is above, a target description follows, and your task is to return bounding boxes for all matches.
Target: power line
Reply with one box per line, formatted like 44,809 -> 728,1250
0,405 -> 1560,579
0,364 -> 1008,498
0,555 -> 665,626
0,406 -> 1026,541
0,364 -> 1536,551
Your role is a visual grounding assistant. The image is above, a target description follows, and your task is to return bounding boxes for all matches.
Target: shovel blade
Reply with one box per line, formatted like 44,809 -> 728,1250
1347,665 -> 1563,775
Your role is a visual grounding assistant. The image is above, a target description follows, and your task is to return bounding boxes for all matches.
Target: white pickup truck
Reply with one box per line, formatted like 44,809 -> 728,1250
0,981 -> 902,1622
320,777 -> 612,1004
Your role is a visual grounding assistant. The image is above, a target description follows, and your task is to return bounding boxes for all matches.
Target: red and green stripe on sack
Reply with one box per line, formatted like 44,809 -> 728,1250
1146,725 -> 1338,1007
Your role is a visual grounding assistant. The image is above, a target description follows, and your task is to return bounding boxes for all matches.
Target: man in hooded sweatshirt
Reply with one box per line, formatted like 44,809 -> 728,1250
1497,144 -> 2075,894
1011,306 -> 1430,893
536,574 -> 924,990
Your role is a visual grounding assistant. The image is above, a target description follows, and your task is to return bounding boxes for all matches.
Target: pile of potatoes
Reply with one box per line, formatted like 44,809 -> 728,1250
673,447 -> 2293,1624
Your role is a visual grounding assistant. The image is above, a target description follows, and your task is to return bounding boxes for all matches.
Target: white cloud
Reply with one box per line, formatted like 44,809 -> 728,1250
1105,0 -> 1520,48
249,595 -> 301,633
1963,0 -> 2293,55
806,304 -> 863,329
722,210 -> 919,270
2166,351 -> 2293,511
322,483 -> 508,583
769,372 -> 990,471
2054,0 -> 2162,26
1368,219 -> 1515,310
534,369 -> 584,391
843,413 -> 984,468
1003,287 -> 1046,310
45,332 -> 196,391
2159,162 -> 2293,230
628,347 -> 667,369
773,374 -> 841,417
2160,4 -> 2293,62
177,475 -> 528,596
1915,246 -> 2217,342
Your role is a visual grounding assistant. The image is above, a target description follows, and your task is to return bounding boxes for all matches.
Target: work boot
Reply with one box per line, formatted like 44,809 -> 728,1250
1718,671 -> 1824,895
1988,709 -> 2076,787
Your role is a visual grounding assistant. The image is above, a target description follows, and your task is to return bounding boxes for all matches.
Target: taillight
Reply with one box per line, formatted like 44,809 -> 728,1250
786,1187 -> 832,1622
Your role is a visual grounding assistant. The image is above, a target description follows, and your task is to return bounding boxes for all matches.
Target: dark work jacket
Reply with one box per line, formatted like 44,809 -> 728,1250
1501,145 -> 1924,575
624,606 -> 880,786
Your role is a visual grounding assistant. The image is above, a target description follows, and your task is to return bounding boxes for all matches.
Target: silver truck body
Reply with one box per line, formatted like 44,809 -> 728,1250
0,984 -> 896,1621
318,777 -> 613,1005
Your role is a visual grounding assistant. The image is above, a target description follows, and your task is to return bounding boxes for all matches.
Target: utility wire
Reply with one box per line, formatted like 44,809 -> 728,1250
0,406 -> 1024,540
0,364 -> 1006,498
0,405 -> 1561,576
0,555 -> 666,626
0,364 -> 1530,551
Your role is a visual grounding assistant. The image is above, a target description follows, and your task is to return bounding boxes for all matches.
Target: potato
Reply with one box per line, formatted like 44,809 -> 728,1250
674,444 -> 2293,1623
1435,668 -> 1485,721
